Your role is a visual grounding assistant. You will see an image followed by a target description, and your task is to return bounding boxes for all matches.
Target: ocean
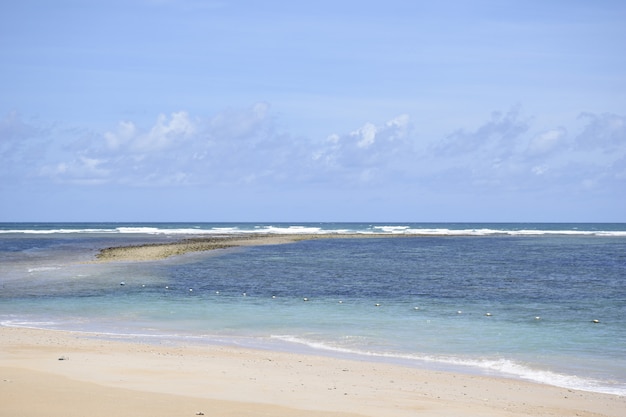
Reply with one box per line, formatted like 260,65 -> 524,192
1,222 -> 625,396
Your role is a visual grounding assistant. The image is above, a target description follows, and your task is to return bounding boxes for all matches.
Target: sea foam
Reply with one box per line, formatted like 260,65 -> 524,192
270,335 -> 626,396
2,223 -> 626,237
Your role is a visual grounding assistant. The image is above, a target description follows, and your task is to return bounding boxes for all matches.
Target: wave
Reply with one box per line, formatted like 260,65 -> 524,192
371,226 -> 626,237
0,227 -> 209,235
2,223 -> 626,236
3,316 -> 623,396
1,319 -> 61,329
1,228 -> 121,234
270,335 -> 626,396
26,266 -> 62,274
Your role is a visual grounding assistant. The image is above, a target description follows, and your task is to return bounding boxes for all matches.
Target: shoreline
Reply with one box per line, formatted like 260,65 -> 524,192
1,326 -> 624,417
8,233 -> 625,415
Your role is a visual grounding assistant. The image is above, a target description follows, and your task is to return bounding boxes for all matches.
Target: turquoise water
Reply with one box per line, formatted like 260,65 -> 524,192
1,223 -> 625,395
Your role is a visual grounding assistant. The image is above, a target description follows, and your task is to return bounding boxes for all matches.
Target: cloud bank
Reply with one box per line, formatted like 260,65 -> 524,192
2,105 -> 625,202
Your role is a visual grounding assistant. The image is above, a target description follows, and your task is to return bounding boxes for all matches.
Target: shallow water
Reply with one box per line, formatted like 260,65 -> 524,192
1,223 -> 625,395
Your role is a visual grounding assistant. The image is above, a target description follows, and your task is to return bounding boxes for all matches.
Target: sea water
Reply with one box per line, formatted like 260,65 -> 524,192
1,223 -> 625,396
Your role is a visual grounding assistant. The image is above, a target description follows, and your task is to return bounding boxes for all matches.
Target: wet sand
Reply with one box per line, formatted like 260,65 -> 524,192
1,326 -> 624,417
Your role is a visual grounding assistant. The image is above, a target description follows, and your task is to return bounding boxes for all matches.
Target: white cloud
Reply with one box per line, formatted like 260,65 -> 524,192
350,114 -> 410,149
527,127 -> 566,155
143,111 -> 195,150
3,106 -> 624,202
311,114 -> 415,184
421,108 -> 624,195
104,120 -> 137,150
352,122 -> 377,148
82,103 -> 286,187
385,114 -> 410,139
104,111 -> 196,152
39,156 -> 110,185
432,106 -> 529,157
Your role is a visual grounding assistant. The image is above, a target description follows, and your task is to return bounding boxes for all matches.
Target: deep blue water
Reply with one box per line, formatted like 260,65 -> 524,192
1,223 -> 625,395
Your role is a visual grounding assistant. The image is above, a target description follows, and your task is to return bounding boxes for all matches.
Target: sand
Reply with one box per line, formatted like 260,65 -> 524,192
1,326 -> 624,417
93,234 -> 398,262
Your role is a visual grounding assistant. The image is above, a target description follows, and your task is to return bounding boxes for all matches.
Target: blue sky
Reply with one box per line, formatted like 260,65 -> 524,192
1,0 -> 625,222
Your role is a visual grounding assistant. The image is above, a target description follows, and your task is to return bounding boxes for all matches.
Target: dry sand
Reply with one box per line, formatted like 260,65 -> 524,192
1,326 -> 624,417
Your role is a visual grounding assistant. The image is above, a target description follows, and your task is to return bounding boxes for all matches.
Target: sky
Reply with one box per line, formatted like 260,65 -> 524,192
1,0 -> 625,222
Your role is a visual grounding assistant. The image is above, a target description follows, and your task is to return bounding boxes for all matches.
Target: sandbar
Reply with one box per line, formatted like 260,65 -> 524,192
93,233 -> 390,262
1,326 -> 624,417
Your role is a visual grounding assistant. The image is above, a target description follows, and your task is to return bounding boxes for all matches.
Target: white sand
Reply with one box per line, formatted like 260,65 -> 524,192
1,326 -> 624,417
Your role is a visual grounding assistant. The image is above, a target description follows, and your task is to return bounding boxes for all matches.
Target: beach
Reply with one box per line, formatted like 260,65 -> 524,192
2,223 -> 625,416
1,326 -> 624,417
